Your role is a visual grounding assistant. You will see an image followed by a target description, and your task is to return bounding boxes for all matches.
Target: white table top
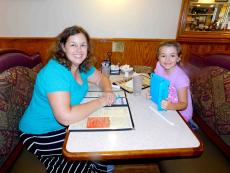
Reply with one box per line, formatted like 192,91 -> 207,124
64,75 -> 202,160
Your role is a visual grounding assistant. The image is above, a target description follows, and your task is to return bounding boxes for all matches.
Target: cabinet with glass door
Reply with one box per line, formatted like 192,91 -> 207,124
177,0 -> 230,42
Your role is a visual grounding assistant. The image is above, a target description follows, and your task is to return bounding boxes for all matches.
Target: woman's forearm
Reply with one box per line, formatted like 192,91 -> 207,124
99,74 -> 112,92
61,98 -> 105,126
48,92 -> 108,126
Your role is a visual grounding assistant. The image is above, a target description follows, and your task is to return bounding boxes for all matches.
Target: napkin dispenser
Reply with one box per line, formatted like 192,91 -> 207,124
101,52 -> 112,76
101,59 -> 111,76
110,64 -> 120,75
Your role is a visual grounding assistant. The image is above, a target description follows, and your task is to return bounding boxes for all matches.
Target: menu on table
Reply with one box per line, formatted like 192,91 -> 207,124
68,90 -> 134,131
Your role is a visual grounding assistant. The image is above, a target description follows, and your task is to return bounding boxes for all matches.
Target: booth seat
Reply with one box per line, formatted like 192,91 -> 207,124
159,53 -> 230,173
0,49 -> 44,172
183,53 -> 230,158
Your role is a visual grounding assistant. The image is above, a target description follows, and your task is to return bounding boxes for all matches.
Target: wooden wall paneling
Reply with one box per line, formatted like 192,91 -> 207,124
189,43 -> 230,55
180,43 -> 191,64
123,39 -> 167,67
0,38 -> 171,69
91,39 -> 112,68
90,38 -> 168,68
1,38 -> 230,69
123,40 -> 155,66
179,42 -> 230,64
0,38 -> 56,64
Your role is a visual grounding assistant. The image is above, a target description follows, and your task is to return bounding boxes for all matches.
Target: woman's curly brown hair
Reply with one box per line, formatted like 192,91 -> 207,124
51,25 -> 93,72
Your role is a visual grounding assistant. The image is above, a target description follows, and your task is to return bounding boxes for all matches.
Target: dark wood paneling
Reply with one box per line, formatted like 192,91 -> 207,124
180,43 -> 230,65
1,37 -> 229,68
91,38 -> 169,68
0,38 -> 56,64
0,38 -> 169,68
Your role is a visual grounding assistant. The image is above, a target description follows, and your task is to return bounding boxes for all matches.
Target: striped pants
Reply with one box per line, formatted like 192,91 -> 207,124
19,128 -> 109,173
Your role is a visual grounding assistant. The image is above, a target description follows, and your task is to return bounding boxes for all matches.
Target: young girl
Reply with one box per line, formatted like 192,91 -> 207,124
154,41 -> 194,125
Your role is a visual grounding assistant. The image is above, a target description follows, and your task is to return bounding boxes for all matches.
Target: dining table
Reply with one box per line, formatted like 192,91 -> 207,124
63,74 -> 203,161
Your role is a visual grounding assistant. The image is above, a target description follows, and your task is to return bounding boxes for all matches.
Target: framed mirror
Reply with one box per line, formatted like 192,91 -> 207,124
177,0 -> 230,42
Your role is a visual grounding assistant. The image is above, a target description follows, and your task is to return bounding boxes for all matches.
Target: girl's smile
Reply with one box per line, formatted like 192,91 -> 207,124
158,46 -> 180,73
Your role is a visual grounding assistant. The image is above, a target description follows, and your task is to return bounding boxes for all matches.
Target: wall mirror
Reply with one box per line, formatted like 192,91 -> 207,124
177,0 -> 230,42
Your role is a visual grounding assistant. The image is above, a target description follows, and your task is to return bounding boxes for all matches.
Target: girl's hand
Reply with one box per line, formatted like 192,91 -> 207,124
146,88 -> 152,99
161,100 -> 170,110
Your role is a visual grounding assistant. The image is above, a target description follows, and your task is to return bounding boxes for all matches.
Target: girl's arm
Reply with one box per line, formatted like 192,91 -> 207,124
161,87 -> 188,111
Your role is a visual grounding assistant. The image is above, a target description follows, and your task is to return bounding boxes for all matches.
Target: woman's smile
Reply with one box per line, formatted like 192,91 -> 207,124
62,33 -> 88,65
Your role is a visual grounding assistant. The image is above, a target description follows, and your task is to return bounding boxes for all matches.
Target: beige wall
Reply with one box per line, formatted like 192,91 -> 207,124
0,0 -> 182,38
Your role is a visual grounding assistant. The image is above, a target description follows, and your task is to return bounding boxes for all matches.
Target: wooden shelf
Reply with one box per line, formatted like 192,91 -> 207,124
187,13 -> 214,16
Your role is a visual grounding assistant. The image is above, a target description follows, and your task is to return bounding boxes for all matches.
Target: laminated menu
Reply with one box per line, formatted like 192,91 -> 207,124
68,90 -> 134,131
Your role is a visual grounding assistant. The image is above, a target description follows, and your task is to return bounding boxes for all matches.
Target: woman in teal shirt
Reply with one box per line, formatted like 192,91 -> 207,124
19,25 -> 115,173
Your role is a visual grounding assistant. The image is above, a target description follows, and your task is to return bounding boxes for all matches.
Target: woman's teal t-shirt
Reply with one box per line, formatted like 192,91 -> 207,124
19,59 -> 95,134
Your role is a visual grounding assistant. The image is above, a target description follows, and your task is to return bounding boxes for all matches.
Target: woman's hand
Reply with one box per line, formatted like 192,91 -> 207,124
104,91 -> 116,106
99,91 -> 115,106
